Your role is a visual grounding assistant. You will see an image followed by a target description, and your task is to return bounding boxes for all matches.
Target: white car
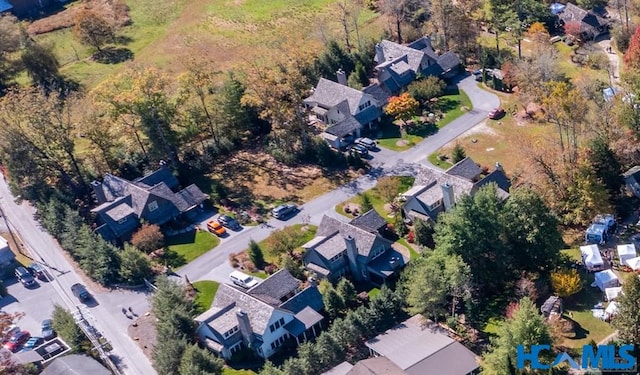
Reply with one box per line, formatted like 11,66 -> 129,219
230,271 -> 259,289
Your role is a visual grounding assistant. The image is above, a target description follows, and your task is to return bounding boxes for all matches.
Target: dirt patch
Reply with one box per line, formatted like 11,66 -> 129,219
28,0 -> 131,35
459,120 -> 498,137
211,150 -> 354,205
128,311 -> 156,360
396,140 -> 410,147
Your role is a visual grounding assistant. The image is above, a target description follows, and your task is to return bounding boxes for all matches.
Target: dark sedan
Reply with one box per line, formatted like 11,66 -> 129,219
218,215 -> 242,231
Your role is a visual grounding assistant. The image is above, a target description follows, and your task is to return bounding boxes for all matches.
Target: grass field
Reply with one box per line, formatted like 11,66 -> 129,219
166,230 -> 220,268
377,89 -> 472,151
251,224 -> 318,265
223,368 -> 258,375
193,280 -> 220,313
336,176 -> 415,220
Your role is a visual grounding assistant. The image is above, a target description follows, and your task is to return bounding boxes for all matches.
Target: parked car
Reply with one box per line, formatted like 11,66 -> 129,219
20,337 -> 43,352
3,325 -> 20,341
218,215 -> 242,231
350,144 -> 369,157
206,220 -> 227,236
272,204 -> 297,220
41,319 -> 55,340
355,137 -> 376,150
27,262 -> 46,280
71,283 -> 90,302
229,271 -> 259,289
15,267 -> 36,287
4,330 -> 30,352
487,107 -> 506,119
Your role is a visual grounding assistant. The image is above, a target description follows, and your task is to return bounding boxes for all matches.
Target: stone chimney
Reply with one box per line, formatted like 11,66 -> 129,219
375,43 -> 384,63
336,69 -> 347,86
442,182 -> 455,211
236,309 -> 254,345
91,180 -> 107,204
344,235 -> 362,281
495,162 -> 503,172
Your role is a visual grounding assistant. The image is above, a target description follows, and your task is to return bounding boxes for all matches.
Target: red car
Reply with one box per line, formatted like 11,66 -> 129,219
4,330 -> 30,352
487,108 -> 506,120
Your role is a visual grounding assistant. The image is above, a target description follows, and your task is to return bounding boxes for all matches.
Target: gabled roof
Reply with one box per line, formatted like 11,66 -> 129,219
347,357 -> 405,375
315,215 -> 389,258
208,284 -> 277,335
305,78 -> 369,116
100,174 -> 151,216
248,269 -> 300,306
354,105 -> 383,126
377,40 -> 430,73
323,361 -> 355,375
474,168 -> 511,194
445,157 -> 482,181
623,165 -> 640,180
135,165 -> 178,189
558,3 -> 608,36
349,209 -> 388,233
326,116 -> 362,138
279,284 -> 324,314
363,84 -> 391,106
436,52 -> 461,73
41,354 -> 111,375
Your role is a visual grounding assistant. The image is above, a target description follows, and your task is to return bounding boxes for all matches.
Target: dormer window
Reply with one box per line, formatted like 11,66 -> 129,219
148,201 -> 158,212
358,101 -> 371,111
223,326 -> 239,338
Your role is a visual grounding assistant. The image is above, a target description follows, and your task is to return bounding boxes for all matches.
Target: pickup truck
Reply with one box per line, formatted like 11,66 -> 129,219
71,283 -> 90,302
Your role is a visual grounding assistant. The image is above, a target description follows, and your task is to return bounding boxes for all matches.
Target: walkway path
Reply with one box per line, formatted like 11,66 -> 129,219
178,73 -> 500,283
595,34 -> 622,87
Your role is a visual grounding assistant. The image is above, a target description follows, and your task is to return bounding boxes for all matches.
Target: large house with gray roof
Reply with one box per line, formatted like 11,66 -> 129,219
402,158 -> 510,222
90,163 -> 207,242
350,314 -> 478,375
195,270 -> 324,360
303,210 -> 407,285
374,36 -> 461,94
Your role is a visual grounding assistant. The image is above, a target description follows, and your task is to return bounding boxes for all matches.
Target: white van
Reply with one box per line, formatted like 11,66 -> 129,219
229,271 -> 259,289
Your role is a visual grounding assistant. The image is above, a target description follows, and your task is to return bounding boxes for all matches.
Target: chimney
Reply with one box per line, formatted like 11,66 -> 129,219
375,43 -> 384,64
308,276 -> 318,288
236,309 -> 254,345
91,180 -> 107,204
344,235 -> 362,281
495,162 -> 503,172
442,182 -> 455,211
336,69 -> 347,86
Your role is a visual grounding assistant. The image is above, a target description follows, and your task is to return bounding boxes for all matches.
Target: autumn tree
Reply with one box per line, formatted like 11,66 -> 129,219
267,227 -> 300,259
550,268 -> 583,298
385,93 -> 420,133
131,224 -> 165,253
74,9 -> 115,52
527,22 -> 550,44
564,21 -> 583,42
379,0 -> 411,43
375,176 -> 401,206
624,26 -> 640,69
0,15 -> 23,90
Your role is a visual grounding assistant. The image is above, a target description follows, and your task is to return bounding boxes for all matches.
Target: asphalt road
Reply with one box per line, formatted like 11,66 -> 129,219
0,179 -> 155,375
178,73 -> 500,283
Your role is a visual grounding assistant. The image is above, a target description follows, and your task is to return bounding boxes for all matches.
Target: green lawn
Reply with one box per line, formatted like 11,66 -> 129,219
377,89 -> 472,151
223,368 -> 258,375
248,270 -> 268,279
193,280 -> 220,313
427,152 -> 454,170
368,287 -> 380,299
397,238 -> 419,260
166,230 -> 220,268
335,176 -> 415,221
252,224 -> 318,265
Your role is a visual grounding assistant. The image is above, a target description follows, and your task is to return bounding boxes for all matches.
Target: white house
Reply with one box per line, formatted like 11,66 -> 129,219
594,270 -> 620,292
581,244 -> 604,271
194,270 -> 324,360
617,244 -> 637,266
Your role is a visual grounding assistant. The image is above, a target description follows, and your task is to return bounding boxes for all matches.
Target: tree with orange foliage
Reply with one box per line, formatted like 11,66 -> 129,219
73,9 -> 115,52
527,22 -> 550,44
564,21 -> 582,42
385,93 -> 419,132
624,26 -> 640,69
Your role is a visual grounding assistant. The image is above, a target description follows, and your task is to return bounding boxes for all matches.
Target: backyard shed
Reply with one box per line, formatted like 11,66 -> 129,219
617,244 -> 637,266
541,296 -> 563,317
605,286 -> 623,301
594,270 -> 620,292
581,245 -> 604,271
626,256 -> 640,271
585,223 -> 607,244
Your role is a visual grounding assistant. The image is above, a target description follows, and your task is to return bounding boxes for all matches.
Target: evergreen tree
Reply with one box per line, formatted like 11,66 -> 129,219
323,287 -> 345,319
178,344 -> 224,375
248,239 -> 265,269
336,278 -> 358,308
51,305 -> 85,350
280,254 -> 304,280
413,217 -> 433,247
354,62 -> 369,87
394,212 -> 408,237
119,245 -> 153,285
359,193 -> 373,213
451,143 -> 467,163
588,137 -> 624,201
612,275 -> 640,345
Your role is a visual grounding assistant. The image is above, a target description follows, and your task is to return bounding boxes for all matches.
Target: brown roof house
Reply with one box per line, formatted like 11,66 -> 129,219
195,270 -> 324,360
350,314 -> 479,375
302,210 -> 407,285
556,2 -> 609,41
401,158 -> 510,223
90,163 -> 207,242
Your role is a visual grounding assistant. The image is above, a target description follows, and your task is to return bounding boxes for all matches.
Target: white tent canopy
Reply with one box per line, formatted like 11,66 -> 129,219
581,245 -> 604,270
595,270 -> 620,291
626,256 -> 640,271
617,244 -> 637,266
605,301 -> 619,320
605,287 -> 623,301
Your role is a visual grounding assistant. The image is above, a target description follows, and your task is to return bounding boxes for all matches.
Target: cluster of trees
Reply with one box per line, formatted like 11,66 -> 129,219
259,286 -> 405,375
152,277 -> 223,375
319,279 -> 358,319
52,305 -> 88,351
404,185 -> 563,324
38,198 -> 152,285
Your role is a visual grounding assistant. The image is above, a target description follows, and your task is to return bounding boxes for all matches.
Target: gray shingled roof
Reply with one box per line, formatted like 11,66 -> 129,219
349,210 -> 388,233
135,165 -> 178,189
101,174 -> 151,216
314,215 -> 392,259
323,361 -> 354,375
354,106 -> 382,127
326,116 -> 361,138
279,285 -> 324,314
314,234 -> 348,260
305,78 -> 369,116
248,269 -> 300,306
445,157 -> 482,181
177,184 -> 208,208
41,354 -> 111,375
285,306 -> 323,334
363,84 -> 391,106
377,40 -> 427,73
105,203 -> 135,221
347,357 -> 405,375
210,284 -> 275,335
474,169 -> 511,194
436,51 -> 461,73
558,3 -> 608,36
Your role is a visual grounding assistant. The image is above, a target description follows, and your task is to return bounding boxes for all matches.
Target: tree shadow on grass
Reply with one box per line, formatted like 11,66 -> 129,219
162,249 -> 187,269
406,122 -> 438,137
565,317 -> 590,340
93,47 -> 134,64
434,97 -> 461,113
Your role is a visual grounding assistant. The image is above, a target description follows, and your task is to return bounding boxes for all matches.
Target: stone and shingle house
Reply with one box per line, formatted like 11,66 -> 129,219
195,270 -> 324,360
555,2 -> 609,41
90,163 -> 207,242
401,158 -> 510,223
303,210 -> 408,285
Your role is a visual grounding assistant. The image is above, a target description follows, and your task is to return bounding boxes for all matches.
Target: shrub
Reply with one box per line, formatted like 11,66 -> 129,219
131,224 -> 164,253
